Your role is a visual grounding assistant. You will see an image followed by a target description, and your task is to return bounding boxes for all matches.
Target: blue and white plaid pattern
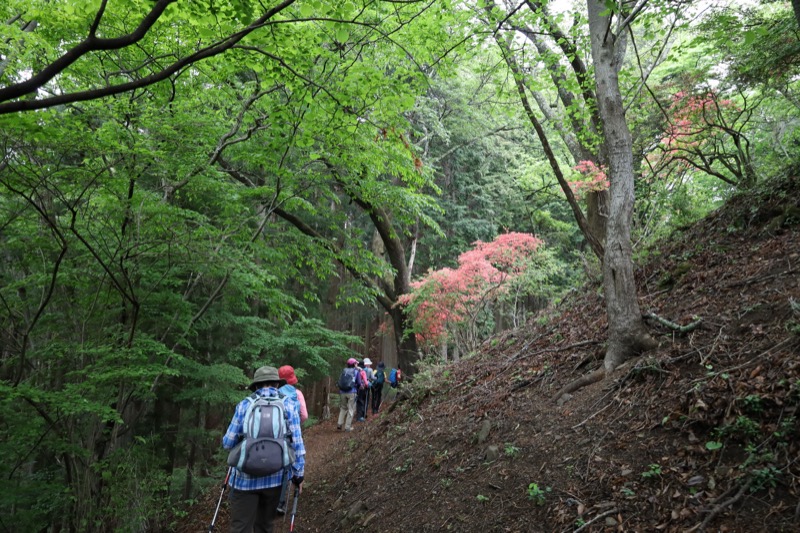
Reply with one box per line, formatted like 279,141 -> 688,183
223,387 -> 305,490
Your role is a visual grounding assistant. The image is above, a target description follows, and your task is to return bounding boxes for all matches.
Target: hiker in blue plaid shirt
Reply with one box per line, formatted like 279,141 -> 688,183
223,366 -> 306,533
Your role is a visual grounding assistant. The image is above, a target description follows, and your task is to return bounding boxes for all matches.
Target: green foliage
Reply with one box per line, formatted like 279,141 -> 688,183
750,466 -> 781,492
394,458 -> 413,473
526,483 -> 551,505
729,416 -> 762,440
504,443 -> 521,457
641,464 -> 663,479
404,356 -> 454,394
409,57 -> 580,276
696,2 -> 800,89
741,394 -> 764,415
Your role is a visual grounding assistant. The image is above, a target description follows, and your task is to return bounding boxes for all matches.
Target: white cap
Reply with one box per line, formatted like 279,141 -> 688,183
363,358 -> 372,366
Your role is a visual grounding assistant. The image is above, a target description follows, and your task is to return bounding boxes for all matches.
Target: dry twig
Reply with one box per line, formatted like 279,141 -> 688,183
571,508 -> 619,533
697,477 -> 755,532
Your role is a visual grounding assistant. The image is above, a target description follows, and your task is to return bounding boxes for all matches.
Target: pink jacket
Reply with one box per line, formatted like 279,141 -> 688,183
296,389 -> 308,422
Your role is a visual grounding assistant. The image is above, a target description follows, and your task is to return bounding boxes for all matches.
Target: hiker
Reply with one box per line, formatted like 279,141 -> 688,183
363,358 -> 375,417
389,366 -> 402,389
278,365 -> 308,422
337,357 -> 362,431
276,365 -> 307,515
222,366 -> 305,533
371,361 -> 385,414
356,359 -> 373,421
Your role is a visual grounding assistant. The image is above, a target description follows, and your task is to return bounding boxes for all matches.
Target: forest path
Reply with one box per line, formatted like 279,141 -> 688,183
283,413 -> 375,532
252,405 -> 389,532
177,400 -> 384,532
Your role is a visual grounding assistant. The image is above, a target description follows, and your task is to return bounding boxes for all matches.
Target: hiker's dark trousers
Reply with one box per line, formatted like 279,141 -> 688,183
229,485 -> 282,533
371,383 -> 383,413
356,387 -> 369,419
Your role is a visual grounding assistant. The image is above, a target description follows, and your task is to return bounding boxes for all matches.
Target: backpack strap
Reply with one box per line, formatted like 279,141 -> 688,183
241,393 -> 259,428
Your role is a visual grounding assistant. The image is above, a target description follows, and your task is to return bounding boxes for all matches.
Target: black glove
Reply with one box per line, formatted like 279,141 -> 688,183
291,475 -> 304,486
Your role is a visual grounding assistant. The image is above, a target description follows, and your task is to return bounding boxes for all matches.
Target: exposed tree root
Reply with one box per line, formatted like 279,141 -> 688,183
552,349 -> 660,403
643,311 -> 703,334
552,367 -> 605,402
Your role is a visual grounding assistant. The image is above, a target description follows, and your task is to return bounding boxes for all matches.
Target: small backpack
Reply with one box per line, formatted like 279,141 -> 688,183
227,393 -> 294,477
374,368 -> 385,385
389,368 -> 398,387
337,367 -> 357,391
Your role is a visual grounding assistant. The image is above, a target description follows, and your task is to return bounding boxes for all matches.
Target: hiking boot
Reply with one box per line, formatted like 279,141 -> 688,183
357,417 -> 365,422
276,505 -> 286,515
345,428 -> 353,432
337,425 -> 342,430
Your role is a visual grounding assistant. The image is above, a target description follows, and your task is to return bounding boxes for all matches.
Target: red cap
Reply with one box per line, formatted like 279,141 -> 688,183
278,365 -> 298,385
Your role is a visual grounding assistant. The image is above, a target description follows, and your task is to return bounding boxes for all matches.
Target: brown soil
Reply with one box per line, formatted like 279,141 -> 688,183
178,177 -> 800,532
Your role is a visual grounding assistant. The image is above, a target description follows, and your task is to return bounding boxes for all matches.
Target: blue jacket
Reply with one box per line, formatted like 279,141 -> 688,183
279,384 -> 302,419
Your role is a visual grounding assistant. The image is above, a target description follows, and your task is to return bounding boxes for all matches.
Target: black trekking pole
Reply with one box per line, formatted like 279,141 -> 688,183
209,466 -> 232,532
278,468 -> 289,517
289,485 -> 301,532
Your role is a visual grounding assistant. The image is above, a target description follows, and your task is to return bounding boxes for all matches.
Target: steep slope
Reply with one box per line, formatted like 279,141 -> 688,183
177,175 -> 799,532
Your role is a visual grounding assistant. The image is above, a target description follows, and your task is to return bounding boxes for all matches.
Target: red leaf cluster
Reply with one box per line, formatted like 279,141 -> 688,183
401,233 -> 542,349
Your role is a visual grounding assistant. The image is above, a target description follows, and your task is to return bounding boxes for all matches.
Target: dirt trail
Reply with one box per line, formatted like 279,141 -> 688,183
290,415 -> 379,532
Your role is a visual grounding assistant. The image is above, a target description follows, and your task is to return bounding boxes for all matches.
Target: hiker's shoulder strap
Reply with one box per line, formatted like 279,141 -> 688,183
239,392 -> 257,409
242,393 -> 260,417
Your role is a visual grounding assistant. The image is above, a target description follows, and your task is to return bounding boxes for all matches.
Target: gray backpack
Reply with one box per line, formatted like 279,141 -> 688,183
227,393 -> 294,476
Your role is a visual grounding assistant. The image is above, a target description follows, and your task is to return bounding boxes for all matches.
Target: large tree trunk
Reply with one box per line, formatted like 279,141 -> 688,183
390,306 -> 419,374
587,0 -> 656,372
586,190 -> 608,247
794,0 -> 800,28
